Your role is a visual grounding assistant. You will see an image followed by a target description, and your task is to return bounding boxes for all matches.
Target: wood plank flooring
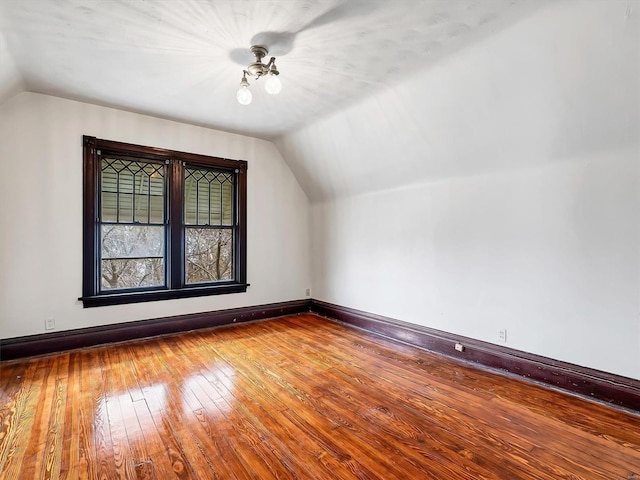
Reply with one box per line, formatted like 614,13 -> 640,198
0,313 -> 639,479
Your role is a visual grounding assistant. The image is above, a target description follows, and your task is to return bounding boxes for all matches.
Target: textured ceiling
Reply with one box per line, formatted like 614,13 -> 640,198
275,0 -> 639,200
0,0 -> 540,139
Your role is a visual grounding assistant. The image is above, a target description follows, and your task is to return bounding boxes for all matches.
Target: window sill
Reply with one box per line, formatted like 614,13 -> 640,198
80,283 -> 249,308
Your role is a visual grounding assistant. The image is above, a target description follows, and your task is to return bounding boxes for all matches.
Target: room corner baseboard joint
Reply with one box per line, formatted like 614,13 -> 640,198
308,299 -> 640,413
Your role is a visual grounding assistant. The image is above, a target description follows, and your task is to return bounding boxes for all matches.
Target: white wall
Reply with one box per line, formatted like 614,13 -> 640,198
0,29 -> 24,105
296,0 -> 640,380
311,150 -> 639,379
0,92 -> 310,339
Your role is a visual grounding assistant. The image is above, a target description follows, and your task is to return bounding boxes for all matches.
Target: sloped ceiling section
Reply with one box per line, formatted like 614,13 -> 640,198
0,0 -> 541,138
0,29 -> 24,104
275,0 -> 640,201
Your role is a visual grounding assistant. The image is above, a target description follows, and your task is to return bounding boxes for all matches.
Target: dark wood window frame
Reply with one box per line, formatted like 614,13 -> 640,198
81,136 -> 248,308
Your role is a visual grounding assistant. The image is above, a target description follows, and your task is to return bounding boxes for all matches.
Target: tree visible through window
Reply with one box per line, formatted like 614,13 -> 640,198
82,136 -> 247,307
184,167 -> 235,284
100,157 -> 165,290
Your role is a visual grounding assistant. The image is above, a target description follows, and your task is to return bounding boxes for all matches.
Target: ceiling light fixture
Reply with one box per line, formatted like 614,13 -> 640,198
236,45 -> 281,105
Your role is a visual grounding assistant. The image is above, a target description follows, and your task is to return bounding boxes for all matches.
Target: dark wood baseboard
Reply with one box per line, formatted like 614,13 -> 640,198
3,297 -> 638,412
0,299 -> 309,361
310,299 -> 640,412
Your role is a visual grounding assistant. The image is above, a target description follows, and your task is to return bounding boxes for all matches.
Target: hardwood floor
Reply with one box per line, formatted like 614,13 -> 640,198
0,313 -> 638,479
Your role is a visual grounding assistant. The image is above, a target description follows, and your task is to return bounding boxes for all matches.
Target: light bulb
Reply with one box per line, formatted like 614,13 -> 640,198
236,85 -> 252,105
265,74 -> 282,95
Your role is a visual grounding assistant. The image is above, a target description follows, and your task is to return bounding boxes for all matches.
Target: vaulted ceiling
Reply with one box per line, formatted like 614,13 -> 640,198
1,1 -> 637,201
0,0 -> 542,139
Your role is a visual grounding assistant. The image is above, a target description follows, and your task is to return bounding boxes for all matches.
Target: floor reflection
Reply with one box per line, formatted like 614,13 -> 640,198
96,383 -> 167,445
182,363 -> 236,418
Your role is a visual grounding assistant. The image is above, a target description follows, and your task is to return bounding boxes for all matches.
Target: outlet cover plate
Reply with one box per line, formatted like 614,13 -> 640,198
498,329 -> 507,343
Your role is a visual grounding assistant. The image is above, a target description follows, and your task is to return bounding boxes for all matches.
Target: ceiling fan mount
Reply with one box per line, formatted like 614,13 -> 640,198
246,45 -> 275,78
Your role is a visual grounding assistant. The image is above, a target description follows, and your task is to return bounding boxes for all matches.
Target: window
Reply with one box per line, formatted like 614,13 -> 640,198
82,136 -> 247,307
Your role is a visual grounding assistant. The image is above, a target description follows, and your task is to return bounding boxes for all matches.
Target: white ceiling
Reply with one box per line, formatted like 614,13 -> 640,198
276,0 -> 639,200
0,0 -> 541,139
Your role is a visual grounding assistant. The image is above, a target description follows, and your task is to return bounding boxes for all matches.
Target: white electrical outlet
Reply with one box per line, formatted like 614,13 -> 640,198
497,329 -> 507,343
305,288 -> 311,297
455,343 -> 465,352
45,317 -> 55,330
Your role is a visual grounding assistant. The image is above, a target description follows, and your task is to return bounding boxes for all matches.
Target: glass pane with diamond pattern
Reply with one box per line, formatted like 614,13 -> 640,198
184,168 -> 234,226
101,158 -> 165,224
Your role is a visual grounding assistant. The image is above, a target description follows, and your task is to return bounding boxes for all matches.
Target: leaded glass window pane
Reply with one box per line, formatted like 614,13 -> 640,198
184,166 -> 235,285
99,157 -> 166,291
101,158 -> 165,224
184,168 -> 234,226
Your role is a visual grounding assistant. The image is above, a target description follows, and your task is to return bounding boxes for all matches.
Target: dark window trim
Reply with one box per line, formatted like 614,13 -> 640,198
81,136 -> 248,308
